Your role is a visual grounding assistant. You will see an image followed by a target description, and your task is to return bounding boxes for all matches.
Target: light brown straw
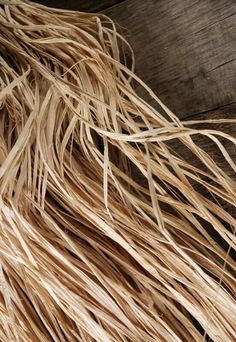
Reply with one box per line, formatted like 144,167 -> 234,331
0,1 -> 235,341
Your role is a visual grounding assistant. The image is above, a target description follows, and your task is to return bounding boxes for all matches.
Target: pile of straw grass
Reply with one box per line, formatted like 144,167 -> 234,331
0,1 -> 235,341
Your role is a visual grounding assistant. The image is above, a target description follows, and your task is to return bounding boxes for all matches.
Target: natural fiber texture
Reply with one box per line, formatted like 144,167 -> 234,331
0,1 -> 235,341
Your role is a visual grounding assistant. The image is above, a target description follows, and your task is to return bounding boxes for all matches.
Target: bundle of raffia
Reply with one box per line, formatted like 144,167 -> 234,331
0,1 -> 235,341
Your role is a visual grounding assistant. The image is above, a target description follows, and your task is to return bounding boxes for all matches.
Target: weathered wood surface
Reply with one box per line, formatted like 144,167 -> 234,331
104,0 -> 236,118
32,0 -> 124,12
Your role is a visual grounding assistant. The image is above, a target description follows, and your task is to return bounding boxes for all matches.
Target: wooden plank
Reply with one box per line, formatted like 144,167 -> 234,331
32,0 -> 124,12
104,0 -> 236,119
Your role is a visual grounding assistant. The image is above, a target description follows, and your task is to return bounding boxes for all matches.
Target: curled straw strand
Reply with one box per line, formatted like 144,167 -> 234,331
0,1 -> 236,341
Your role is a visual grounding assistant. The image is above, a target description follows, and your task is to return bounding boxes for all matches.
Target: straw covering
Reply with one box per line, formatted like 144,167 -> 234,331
0,1 -> 235,341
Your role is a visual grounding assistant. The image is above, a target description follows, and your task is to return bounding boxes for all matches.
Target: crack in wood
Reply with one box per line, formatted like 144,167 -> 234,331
207,58 -> 236,73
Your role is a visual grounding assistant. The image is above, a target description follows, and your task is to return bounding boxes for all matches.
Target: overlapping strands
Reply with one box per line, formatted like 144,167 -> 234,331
0,1 -> 235,341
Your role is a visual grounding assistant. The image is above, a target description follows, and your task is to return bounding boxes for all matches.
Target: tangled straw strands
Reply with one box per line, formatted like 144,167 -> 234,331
0,1 -> 236,341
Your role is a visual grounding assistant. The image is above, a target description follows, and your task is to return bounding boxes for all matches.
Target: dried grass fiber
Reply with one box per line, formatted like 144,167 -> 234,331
0,1 -> 236,341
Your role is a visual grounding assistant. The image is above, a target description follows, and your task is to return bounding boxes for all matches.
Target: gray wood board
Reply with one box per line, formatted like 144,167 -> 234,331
104,0 -> 236,119
32,0 -> 124,12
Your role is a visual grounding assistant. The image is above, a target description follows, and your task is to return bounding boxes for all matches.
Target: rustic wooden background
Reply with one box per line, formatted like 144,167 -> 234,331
35,0 -> 236,123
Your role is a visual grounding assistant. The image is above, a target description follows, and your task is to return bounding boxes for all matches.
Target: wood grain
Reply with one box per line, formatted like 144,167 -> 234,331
104,0 -> 236,119
32,0 -> 124,12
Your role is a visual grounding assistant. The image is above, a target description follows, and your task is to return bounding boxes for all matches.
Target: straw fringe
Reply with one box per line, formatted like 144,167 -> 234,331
0,1 -> 235,341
